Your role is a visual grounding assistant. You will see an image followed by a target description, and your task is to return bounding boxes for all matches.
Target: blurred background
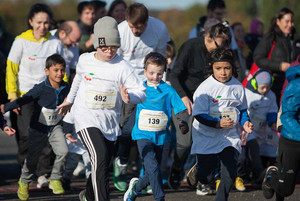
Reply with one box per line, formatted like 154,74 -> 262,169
0,0 -> 299,52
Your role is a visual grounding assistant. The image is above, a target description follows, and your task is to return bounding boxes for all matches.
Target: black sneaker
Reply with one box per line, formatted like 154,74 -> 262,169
62,178 -> 71,191
168,168 -> 181,189
262,166 -> 278,199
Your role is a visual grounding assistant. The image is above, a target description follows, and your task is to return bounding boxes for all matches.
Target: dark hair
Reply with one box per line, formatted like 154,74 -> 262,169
92,0 -> 107,9
167,40 -> 176,59
125,3 -> 148,25
144,52 -> 167,71
77,1 -> 95,14
231,22 -> 243,31
27,3 -> 53,29
205,22 -> 231,47
58,21 -> 72,36
206,47 -> 238,78
46,54 -> 66,69
108,0 -> 127,17
207,0 -> 226,11
269,7 -> 294,34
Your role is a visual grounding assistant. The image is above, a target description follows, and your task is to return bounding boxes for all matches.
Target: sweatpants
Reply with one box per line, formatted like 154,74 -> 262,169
196,146 -> 239,201
135,139 -> 165,201
20,125 -> 68,183
268,136 -> 300,199
78,127 -> 115,201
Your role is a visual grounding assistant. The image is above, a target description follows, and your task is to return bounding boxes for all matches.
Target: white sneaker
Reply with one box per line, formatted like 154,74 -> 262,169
73,161 -> 85,177
37,175 -> 49,189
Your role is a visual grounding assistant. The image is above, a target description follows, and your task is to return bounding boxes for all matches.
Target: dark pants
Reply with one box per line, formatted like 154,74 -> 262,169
78,127 -> 114,201
196,146 -> 239,201
135,139 -> 165,201
268,136 -> 300,200
237,139 -> 264,181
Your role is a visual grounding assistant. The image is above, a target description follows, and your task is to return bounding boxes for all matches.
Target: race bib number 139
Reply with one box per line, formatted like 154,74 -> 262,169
138,109 -> 168,132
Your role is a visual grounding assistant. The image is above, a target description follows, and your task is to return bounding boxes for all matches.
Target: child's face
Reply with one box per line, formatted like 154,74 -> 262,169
45,64 -> 65,85
257,84 -> 271,95
96,46 -> 118,62
144,64 -> 164,85
212,61 -> 232,83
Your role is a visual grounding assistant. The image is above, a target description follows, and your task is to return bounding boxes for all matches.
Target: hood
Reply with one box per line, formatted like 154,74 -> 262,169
16,29 -> 51,42
286,65 -> 300,82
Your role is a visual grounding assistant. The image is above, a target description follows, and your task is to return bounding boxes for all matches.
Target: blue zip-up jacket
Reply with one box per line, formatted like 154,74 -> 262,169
280,65 -> 300,141
4,78 -> 69,133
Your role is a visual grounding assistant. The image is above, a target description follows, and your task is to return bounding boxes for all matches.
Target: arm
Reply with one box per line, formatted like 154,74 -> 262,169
194,114 -> 221,128
156,21 -> 170,57
122,70 -> 146,104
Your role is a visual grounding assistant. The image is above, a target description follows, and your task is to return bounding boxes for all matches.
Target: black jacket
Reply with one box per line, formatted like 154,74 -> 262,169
4,78 -> 69,133
169,36 -> 208,101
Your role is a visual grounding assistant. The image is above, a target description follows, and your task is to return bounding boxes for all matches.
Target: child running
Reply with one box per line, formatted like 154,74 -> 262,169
124,52 -> 189,201
191,47 -> 253,201
57,16 -> 146,201
1,54 -> 69,200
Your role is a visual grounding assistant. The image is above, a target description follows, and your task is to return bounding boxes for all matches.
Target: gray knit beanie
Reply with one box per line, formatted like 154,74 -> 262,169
93,16 -> 120,49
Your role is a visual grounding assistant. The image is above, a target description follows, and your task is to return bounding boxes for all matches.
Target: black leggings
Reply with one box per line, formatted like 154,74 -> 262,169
269,136 -> 300,199
78,127 -> 115,201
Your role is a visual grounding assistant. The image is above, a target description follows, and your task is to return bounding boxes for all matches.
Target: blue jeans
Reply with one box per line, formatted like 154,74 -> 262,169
135,139 -> 165,201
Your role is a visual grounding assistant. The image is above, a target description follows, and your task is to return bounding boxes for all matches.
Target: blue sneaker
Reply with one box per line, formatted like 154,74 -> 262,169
124,178 -> 139,201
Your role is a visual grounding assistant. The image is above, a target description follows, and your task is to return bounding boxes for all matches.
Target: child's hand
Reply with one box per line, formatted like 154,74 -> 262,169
57,99 -> 73,116
120,84 -> 130,104
179,121 -> 189,135
3,126 -> 16,136
270,123 -> 277,132
243,121 -> 253,134
66,133 -> 78,143
220,117 -> 234,128
0,104 -> 4,114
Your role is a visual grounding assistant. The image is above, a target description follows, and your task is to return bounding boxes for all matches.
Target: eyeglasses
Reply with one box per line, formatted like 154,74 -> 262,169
213,37 -> 219,48
100,46 -> 118,52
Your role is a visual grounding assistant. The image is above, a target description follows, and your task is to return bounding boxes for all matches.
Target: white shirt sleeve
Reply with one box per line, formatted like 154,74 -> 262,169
66,73 -> 82,103
192,86 -> 209,116
156,22 -> 170,57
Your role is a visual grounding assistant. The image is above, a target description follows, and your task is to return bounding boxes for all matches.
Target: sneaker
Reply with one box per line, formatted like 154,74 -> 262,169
196,183 -> 213,196
168,167 -> 181,189
73,161 -> 85,177
124,178 -> 139,201
49,180 -> 65,194
37,175 -> 49,189
215,179 -> 220,192
113,157 -> 128,191
79,189 -> 87,201
235,177 -> 246,191
186,163 -> 197,187
262,166 -> 278,199
142,185 -> 153,194
17,180 -> 29,201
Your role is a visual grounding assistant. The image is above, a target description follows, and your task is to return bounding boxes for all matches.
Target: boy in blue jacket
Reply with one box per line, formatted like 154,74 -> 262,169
262,65 -> 300,201
1,54 -> 69,200
124,52 -> 189,201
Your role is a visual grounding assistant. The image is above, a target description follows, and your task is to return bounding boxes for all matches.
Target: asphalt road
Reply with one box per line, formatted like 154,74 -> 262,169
1,126 -> 300,201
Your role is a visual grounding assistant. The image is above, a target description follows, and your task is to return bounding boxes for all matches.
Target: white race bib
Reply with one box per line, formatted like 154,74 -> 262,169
85,76 -> 117,110
209,107 -> 239,125
251,114 -> 267,132
138,109 -> 168,132
38,107 -> 62,126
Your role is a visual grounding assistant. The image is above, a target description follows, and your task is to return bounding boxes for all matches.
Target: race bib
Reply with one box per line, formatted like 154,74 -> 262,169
209,107 -> 239,125
138,109 -> 168,132
38,107 -> 62,126
85,88 -> 117,109
251,114 -> 267,132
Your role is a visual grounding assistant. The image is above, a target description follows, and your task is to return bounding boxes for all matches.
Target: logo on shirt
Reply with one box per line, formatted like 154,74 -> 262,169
84,73 -> 94,81
28,54 -> 37,61
98,38 -> 106,47
250,104 -> 259,111
212,96 -> 222,103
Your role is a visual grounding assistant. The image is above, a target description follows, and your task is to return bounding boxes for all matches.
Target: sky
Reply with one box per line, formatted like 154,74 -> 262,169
48,0 -> 209,11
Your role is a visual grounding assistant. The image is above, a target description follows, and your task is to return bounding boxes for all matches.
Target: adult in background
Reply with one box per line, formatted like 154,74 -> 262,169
168,22 -> 231,189
113,2 -> 170,191
253,7 -> 300,105
5,3 -> 63,187
108,0 -> 127,24
54,21 -> 81,82
77,1 -> 96,54
93,0 -> 107,22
